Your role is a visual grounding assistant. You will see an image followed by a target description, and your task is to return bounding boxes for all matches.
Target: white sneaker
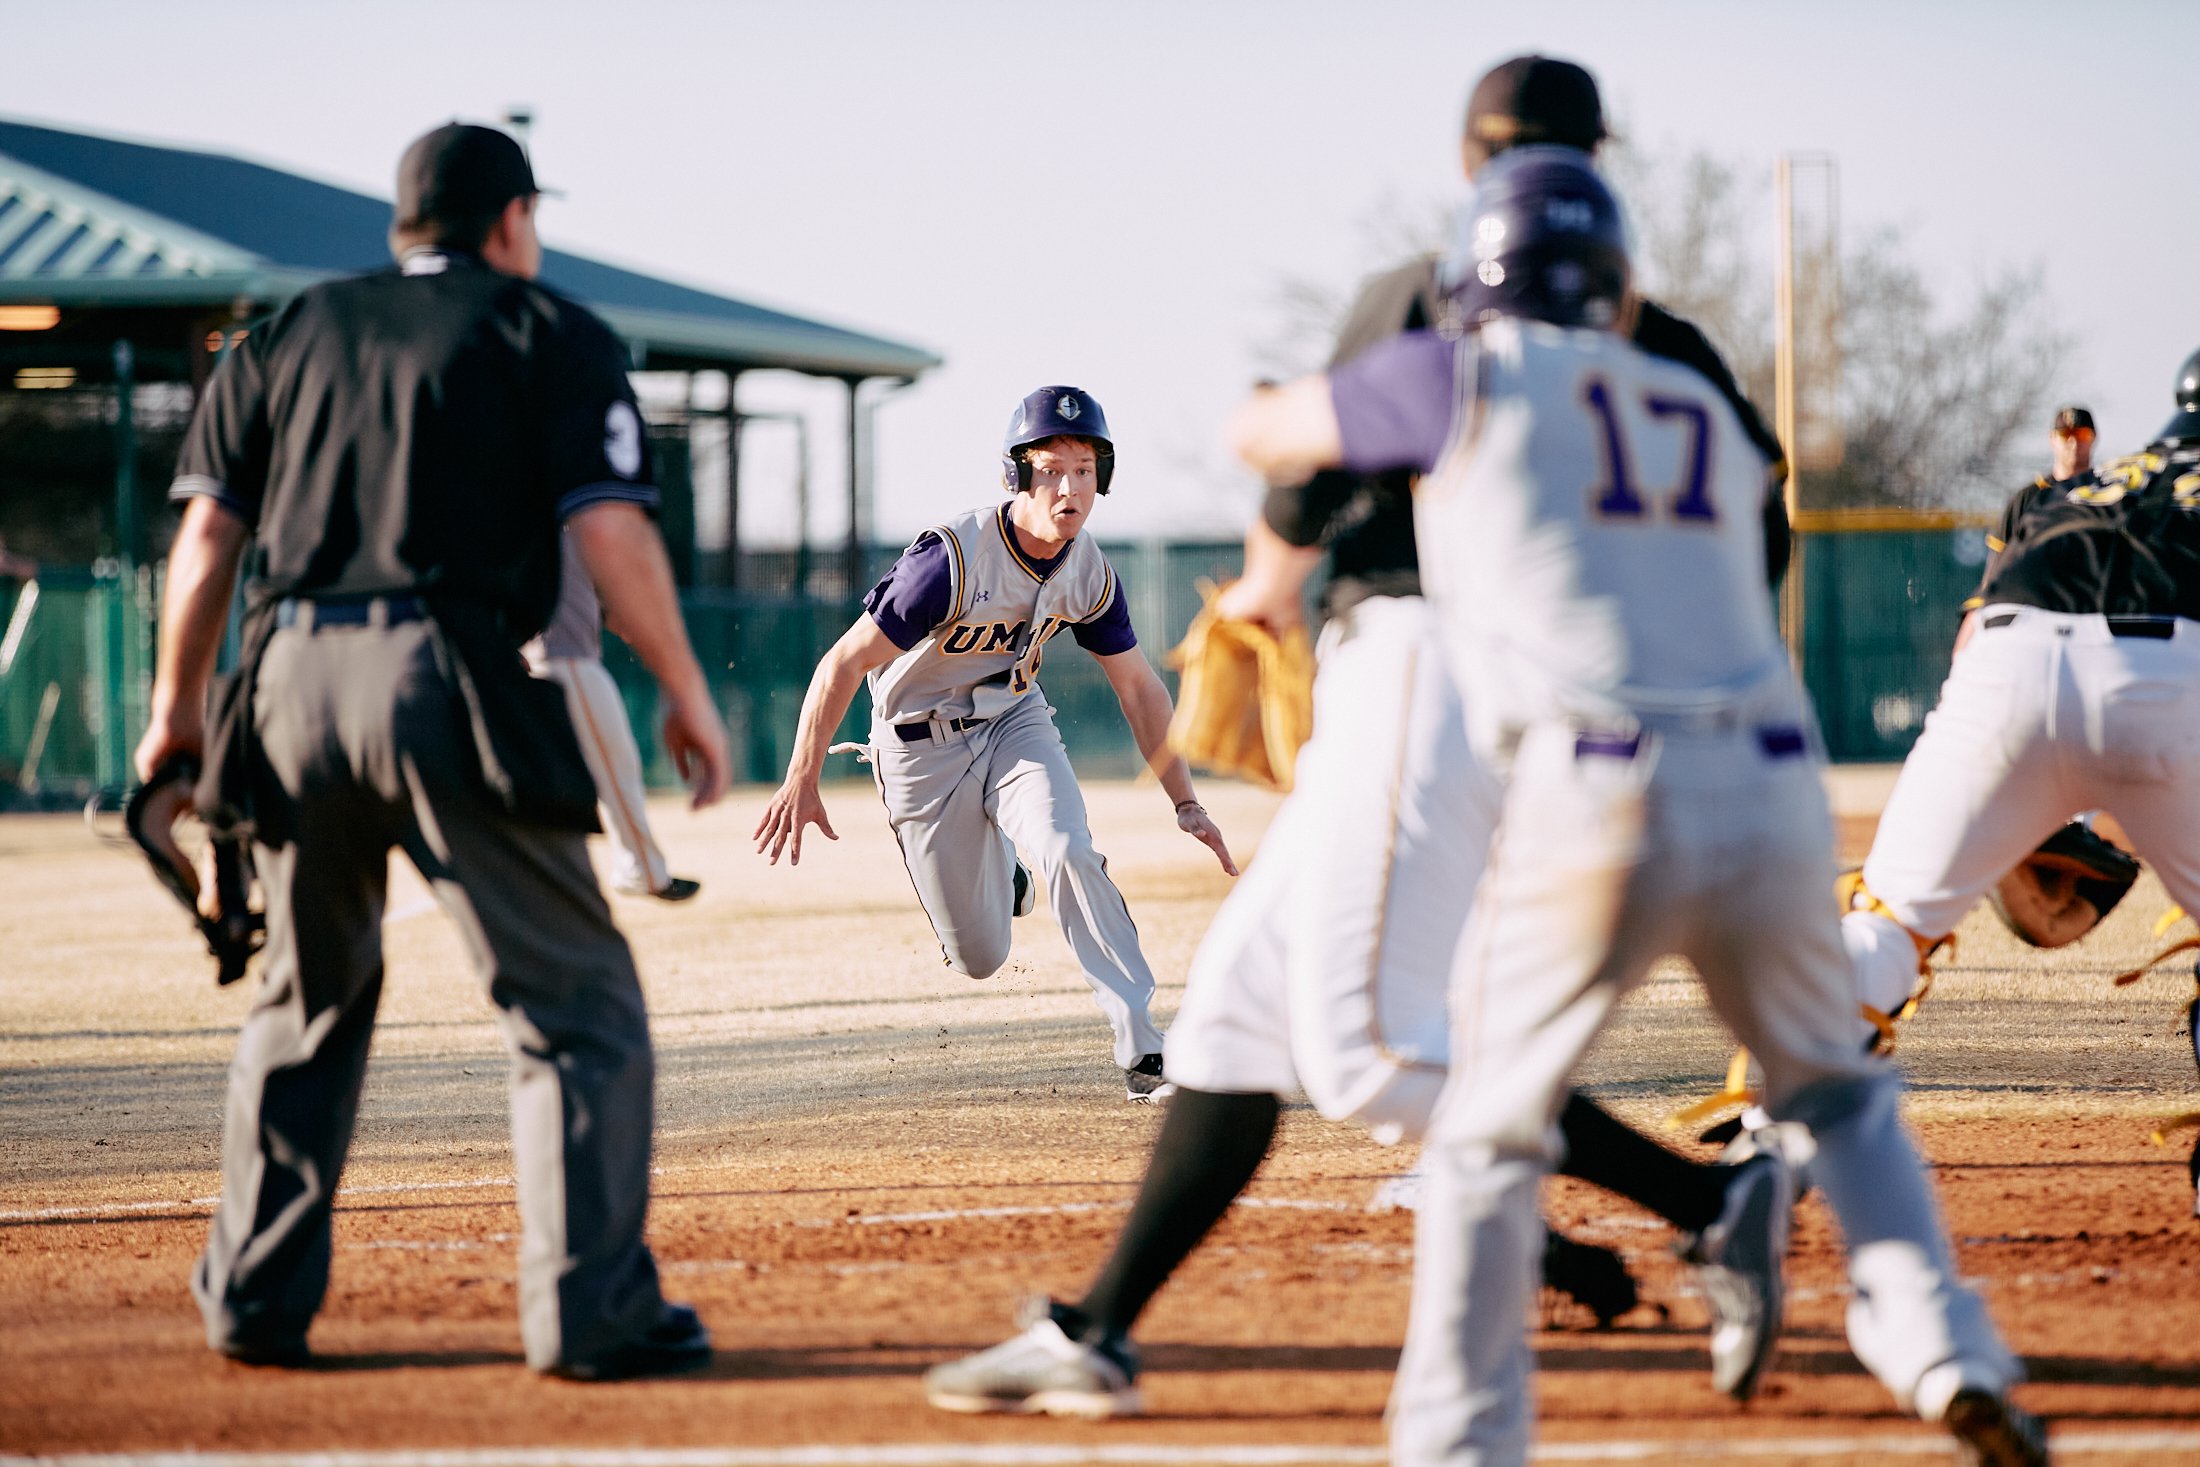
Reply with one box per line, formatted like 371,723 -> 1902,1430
924,1298 -> 1141,1418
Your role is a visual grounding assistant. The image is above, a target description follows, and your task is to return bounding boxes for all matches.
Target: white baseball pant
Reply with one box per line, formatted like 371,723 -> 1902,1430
869,693 -> 1164,1068
1848,607 -> 2200,1021
531,656 -> 672,894
1390,718 -> 2017,1466
1165,595 -> 1499,1142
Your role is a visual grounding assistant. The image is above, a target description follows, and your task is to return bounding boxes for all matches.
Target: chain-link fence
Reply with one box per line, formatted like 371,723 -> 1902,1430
0,563 -> 156,802
1,521 -> 1996,804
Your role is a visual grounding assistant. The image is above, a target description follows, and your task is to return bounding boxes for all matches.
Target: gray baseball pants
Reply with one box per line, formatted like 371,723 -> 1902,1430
1388,722 -> 2016,1465
193,617 -> 670,1371
870,694 -> 1164,1068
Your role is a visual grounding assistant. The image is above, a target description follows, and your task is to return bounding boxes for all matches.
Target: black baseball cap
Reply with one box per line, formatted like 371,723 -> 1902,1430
1465,56 -> 1609,152
2051,405 -> 2096,436
394,123 -> 539,227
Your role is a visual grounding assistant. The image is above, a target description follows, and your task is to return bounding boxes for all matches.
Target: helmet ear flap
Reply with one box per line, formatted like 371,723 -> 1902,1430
1095,448 -> 1114,495
1002,449 -> 1034,494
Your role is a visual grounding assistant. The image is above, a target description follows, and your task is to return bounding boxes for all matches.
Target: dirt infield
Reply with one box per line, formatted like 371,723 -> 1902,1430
5,778 -> 2199,1464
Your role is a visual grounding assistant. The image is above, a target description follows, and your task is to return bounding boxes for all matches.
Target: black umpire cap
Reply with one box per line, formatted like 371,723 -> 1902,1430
1465,56 -> 1609,152
395,123 -> 539,230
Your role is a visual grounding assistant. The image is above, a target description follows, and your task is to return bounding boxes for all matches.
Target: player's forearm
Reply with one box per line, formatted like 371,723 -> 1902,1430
150,499 -> 248,723
569,504 -> 710,704
1115,660 -> 1197,805
786,650 -> 866,784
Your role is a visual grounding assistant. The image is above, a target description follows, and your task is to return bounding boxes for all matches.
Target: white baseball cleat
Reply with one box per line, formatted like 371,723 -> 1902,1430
924,1297 -> 1142,1419
1012,859 -> 1037,918
1679,1129 -> 1794,1401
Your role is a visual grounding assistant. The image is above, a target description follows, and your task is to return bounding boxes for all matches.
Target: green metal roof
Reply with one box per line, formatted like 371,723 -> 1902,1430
0,119 -> 939,380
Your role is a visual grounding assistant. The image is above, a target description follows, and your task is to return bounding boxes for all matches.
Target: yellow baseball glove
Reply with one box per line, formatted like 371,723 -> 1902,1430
1164,586 -> 1315,793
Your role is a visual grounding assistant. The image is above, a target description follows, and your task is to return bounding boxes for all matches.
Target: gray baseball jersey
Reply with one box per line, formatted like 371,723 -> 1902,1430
855,499 -> 1158,1072
865,503 -> 1123,734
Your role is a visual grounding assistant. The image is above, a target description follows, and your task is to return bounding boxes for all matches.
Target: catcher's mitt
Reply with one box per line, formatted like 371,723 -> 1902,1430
125,756 -> 264,985
1986,819 -> 2141,949
1164,587 -> 1315,793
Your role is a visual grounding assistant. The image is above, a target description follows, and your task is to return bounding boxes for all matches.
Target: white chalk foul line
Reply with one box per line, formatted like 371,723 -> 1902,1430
852,1202 -> 1124,1226
0,1177 -> 521,1224
5,1433 -> 2199,1465
6,1184 -> 1356,1229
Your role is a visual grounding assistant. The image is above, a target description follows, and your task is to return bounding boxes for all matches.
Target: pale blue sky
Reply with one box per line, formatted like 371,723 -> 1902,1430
14,0 -> 2197,543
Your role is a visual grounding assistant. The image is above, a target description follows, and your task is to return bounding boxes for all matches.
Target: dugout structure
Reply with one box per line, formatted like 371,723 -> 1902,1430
0,118 -> 937,801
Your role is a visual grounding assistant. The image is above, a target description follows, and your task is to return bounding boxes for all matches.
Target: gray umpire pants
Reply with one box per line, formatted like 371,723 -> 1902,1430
193,617 -> 669,1371
870,694 -> 1164,1068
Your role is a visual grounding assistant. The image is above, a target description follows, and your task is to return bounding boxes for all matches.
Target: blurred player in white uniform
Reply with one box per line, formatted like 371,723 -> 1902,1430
1845,356 -> 2200,1214
754,386 -> 1234,1098
1232,149 -> 2042,1467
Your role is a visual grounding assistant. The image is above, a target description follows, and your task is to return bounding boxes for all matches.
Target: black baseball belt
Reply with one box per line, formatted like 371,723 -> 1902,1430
895,715 -> 989,742
275,594 -> 427,630
1982,609 -> 2178,639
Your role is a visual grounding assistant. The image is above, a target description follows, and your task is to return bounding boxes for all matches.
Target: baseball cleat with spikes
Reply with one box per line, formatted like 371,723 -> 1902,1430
1678,1130 -> 1794,1401
924,1297 -> 1141,1418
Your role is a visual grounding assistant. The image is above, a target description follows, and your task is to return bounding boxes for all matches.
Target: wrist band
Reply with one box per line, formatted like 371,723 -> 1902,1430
1175,798 -> 1204,814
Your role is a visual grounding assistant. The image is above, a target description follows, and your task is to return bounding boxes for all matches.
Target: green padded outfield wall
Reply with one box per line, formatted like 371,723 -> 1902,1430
1792,514 -> 1994,763
1,523 -> 2002,801
602,539 -> 1250,787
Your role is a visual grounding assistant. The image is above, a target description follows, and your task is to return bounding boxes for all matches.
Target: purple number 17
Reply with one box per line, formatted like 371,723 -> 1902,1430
1583,378 -> 1716,523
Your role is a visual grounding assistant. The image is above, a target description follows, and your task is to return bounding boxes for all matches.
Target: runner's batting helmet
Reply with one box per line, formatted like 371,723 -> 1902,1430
1440,146 -> 1630,331
1003,385 -> 1115,494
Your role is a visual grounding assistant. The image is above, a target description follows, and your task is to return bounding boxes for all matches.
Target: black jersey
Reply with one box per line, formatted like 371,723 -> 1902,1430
1974,441 -> 2200,619
1264,254 -> 1787,610
171,250 -> 657,641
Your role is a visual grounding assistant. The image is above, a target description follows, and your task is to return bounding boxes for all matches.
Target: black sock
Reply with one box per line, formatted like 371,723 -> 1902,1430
1556,1091 -> 1728,1234
1072,1087 -> 1281,1340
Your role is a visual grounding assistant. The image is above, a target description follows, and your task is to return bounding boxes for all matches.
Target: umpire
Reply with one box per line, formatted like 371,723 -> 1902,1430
136,122 -> 730,1379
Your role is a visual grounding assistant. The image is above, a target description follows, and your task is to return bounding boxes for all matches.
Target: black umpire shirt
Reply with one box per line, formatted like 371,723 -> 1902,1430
1264,254 -> 1788,611
1974,441 -> 2200,619
171,249 -> 658,641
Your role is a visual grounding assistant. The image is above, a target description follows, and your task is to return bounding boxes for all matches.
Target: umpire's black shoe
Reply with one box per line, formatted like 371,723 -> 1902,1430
546,1303 -> 713,1382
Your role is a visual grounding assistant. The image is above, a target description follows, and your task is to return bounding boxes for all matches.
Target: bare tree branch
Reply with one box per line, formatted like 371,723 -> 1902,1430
1254,148 -> 2074,511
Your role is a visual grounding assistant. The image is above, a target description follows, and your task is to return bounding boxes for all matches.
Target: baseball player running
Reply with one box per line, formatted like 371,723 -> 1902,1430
754,386 -> 1234,1099
923,56 -> 1799,1423
1845,352 -> 2200,1214
1233,149 -> 2040,1467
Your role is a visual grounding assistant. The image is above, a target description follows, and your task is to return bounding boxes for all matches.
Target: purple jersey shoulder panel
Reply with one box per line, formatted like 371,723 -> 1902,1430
1330,330 -> 1458,476
1071,579 -> 1138,655
863,531 -> 957,650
